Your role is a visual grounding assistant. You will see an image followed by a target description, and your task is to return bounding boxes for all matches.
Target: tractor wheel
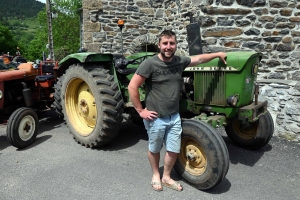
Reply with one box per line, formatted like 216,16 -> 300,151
128,102 -> 145,126
174,119 -> 229,190
127,109 -> 143,126
53,76 -> 63,117
225,111 -> 274,150
60,64 -> 123,148
6,107 -> 39,149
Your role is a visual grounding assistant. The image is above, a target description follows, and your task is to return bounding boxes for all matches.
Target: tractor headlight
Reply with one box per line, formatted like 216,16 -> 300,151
252,63 -> 259,75
227,95 -> 239,107
0,90 -> 2,99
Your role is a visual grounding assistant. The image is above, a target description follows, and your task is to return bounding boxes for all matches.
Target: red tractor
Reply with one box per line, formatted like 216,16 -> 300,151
0,58 -> 57,149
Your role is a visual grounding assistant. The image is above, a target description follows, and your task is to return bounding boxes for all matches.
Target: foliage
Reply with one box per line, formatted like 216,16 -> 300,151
26,0 -> 82,61
0,0 -> 82,61
52,0 -> 82,17
0,23 -> 18,54
8,18 -> 41,58
0,0 -> 44,20
51,0 -> 82,60
0,0 -> 43,57
26,14 -> 48,61
25,10 -> 48,61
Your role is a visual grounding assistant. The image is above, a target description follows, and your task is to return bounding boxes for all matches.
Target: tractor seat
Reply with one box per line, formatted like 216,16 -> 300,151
35,63 -> 55,87
35,74 -> 55,87
35,74 -> 54,82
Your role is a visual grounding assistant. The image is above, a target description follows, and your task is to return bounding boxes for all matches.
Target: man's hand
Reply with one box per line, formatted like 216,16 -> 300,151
138,108 -> 158,121
218,52 -> 227,65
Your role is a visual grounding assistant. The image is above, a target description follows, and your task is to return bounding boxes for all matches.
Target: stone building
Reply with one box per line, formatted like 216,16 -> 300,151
81,0 -> 300,143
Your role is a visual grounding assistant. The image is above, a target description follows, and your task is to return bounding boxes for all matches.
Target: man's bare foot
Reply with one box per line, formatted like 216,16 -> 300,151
161,178 -> 182,191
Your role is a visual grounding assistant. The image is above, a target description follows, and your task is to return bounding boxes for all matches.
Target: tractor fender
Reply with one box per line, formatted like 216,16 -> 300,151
58,52 -> 114,74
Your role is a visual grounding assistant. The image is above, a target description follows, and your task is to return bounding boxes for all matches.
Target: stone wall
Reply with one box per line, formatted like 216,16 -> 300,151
81,0 -> 300,143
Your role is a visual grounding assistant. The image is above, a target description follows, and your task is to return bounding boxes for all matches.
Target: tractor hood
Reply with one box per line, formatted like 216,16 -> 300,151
186,51 -> 262,72
0,69 -> 26,81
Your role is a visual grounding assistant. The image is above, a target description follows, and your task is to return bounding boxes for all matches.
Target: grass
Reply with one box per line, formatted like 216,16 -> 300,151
9,18 -> 41,33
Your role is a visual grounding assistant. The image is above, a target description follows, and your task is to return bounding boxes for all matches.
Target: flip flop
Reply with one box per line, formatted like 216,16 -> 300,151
151,181 -> 163,191
161,181 -> 182,191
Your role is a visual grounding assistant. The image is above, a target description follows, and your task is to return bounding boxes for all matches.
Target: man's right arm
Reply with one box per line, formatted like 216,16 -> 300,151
128,74 -> 158,120
128,74 -> 145,114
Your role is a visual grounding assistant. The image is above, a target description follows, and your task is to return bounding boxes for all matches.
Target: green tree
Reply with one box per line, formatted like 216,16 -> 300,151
26,10 -> 48,60
0,22 -> 18,55
27,0 -> 82,60
51,0 -> 82,60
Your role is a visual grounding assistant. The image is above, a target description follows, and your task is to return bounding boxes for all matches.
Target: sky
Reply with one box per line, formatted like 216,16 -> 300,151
37,0 -> 46,3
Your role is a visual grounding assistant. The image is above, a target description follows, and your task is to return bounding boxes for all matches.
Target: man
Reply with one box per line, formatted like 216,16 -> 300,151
16,47 -> 21,56
128,30 -> 227,191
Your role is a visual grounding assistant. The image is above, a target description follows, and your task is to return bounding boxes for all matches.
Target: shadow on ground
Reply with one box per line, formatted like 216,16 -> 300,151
98,117 -> 148,151
217,127 -> 273,167
0,135 -> 10,151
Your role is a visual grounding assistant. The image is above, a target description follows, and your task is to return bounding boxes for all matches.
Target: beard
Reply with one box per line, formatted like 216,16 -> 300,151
160,51 -> 175,59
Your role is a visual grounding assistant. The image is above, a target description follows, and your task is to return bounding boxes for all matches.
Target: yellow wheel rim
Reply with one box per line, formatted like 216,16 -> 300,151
178,137 -> 207,176
65,78 -> 97,136
232,120 -> 258,140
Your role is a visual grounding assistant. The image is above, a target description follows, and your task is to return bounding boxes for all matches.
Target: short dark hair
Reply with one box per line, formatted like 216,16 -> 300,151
158,30 -> 177,43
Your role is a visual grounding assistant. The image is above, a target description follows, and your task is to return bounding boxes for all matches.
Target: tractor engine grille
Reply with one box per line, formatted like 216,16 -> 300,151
194,71 -> 226,105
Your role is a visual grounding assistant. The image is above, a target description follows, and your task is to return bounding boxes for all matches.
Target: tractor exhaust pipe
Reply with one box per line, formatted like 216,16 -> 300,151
23,88 -> 34,107
186,14 -> 203,55
20,82 -> 34,107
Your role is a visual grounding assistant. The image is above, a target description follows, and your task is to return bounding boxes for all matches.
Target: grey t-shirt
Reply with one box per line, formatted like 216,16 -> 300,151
135,55 -> 191,118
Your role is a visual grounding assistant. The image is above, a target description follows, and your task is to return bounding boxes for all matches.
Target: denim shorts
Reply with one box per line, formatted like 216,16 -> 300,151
143,113 -> 182,153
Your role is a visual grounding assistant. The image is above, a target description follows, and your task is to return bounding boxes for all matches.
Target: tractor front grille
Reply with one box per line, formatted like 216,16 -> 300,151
194,71 -> 226,105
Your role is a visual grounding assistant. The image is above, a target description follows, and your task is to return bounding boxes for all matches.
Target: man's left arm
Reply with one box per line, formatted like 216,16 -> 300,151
188,52 -> 227,67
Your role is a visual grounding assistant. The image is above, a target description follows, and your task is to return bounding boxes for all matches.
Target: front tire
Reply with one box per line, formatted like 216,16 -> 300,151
6,107 -> 39,149
60,64 -> 123,148
174,119 -> 229,190
225,111 -> 274,150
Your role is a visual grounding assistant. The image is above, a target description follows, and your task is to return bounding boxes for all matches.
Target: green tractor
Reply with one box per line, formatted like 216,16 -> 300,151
52,21 -> 273,190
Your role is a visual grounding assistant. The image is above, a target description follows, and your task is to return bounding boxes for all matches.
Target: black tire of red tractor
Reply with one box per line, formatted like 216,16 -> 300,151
225,111 -> 274,150
6,107 -> 39,149
60,64 -> 123,148
6,108 -> 24,145
53,76 -> 63,117
174,119 -> 229,190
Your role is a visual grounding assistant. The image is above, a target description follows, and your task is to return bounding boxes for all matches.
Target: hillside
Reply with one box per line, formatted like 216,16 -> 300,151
0,0 -> 45,58
0,0 -> 44,20
0,0 -> 81,60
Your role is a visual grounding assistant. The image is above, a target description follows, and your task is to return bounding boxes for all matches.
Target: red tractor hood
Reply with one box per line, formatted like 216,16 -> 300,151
0,69 -> 26,81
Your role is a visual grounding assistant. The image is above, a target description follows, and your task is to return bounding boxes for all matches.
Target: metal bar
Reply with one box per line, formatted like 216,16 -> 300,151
46,0 -> 55,61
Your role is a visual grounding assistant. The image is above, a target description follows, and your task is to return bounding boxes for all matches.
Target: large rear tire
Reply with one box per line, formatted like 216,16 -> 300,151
6,107 -> 39,149
174,119 -> 229,190
60,64 -> 123,148
225,111 -> 274,150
